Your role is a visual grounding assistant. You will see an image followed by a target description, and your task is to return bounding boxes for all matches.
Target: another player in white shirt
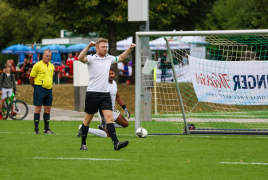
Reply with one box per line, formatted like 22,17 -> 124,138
78,38 -> 135,150
76,67 -> 130,138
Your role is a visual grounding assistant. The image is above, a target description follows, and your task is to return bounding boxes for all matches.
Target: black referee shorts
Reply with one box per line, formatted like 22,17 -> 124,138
84,92 -> 112,114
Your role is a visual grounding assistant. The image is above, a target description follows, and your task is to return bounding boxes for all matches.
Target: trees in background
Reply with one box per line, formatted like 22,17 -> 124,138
203,0 -> 268,30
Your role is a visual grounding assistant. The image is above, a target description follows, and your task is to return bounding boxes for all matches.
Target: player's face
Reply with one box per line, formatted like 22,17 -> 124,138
43,51 -> 52,64
109,70 -> 115,82
96,42 -> 108,57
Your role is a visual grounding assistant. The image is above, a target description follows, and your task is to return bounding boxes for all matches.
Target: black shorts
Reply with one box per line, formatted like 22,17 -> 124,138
84,92 -> 112,114
33,85 -> 53,106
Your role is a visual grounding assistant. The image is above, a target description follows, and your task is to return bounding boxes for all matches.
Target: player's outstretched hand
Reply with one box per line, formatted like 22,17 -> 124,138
88,41 -> 96,47
129,43 -> 136,50
123,107 -> 130,119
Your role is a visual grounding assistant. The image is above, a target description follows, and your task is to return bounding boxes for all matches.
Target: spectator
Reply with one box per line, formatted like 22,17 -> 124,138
66,53 -> 74,75
5,59 -> 15,72
123,62 -> 129,76
128,61 -> 132,76
160,53 -> 168,82
20,58 -> 33,84
73,52 -> 79,60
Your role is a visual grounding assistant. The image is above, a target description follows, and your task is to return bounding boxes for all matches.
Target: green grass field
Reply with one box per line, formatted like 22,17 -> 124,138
1,120 -> 267,180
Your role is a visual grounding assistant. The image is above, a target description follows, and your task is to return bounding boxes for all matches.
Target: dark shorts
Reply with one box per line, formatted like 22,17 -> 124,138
33,85 -> 53,106
85,91 -> 112,114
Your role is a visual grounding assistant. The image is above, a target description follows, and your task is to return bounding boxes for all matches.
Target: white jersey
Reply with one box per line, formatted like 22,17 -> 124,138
86,54 -> 119,92
108,80 -> 117,109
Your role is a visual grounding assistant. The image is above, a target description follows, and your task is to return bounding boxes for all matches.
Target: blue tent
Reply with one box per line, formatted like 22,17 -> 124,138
32,43 -> 38,64
1,44 -> 36,54
37,45 -> 70,53
51,53 -> 61,65
67,44 -> 95,52
19,54 -> 25,66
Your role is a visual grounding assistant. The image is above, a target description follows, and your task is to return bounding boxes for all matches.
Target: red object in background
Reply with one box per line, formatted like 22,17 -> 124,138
55,64 -> 66,77
17,79 -> 22,85
66,58 -> 74,75
126,80 -> 131,84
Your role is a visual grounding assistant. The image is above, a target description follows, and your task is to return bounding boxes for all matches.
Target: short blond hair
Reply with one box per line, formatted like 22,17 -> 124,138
96,38 -> 108,47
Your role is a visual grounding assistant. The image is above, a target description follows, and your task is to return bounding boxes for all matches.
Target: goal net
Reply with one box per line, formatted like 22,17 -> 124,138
135,30 -> 268,135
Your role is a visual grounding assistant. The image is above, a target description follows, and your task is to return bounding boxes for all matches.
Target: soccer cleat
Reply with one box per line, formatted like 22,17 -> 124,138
80,144 -> 88,150
0,114 -> 3,120
43,129 -> 55,134
114,141 -> 129,151
98,125 -> 104,131
11,111 -> 17,117
76,125 -> 82,138
34,128 -> 39,134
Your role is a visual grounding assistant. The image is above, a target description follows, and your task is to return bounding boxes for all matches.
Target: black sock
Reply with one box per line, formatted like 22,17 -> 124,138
81,123 -> 89,145
43,113 -> 50,130
34,113 -> 40,129
107,123 -> 119,145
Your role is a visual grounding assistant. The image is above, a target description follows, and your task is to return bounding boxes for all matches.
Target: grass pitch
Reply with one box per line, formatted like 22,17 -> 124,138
0,120 -> 267,180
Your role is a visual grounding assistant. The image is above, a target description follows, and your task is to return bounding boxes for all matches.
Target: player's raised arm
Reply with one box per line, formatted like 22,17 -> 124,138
78,41 -> 96,64
118,43 -> 136,62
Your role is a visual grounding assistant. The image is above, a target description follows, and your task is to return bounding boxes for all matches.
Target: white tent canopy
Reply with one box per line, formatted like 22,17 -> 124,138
149,37 -> 190,50
117,36 -> 133,50
173,36 -> 208,44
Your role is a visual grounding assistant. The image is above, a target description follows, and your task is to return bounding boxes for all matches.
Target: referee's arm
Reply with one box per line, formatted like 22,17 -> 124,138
78,41 -> 96,64
118,43 -> 136,62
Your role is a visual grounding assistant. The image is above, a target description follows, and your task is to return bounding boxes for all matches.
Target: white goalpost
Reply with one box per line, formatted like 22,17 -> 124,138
135,29 -> 268,135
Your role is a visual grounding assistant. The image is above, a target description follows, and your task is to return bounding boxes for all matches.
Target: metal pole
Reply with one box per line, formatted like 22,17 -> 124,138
136,29 -> 268,37
165,38 -> 189,135
135,34 -> 141,132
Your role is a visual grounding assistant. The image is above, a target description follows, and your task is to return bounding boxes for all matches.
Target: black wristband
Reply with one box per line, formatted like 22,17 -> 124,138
122,105 -> 126,110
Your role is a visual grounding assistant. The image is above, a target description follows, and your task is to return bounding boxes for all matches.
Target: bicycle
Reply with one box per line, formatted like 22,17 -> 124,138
2,92 -> 28,120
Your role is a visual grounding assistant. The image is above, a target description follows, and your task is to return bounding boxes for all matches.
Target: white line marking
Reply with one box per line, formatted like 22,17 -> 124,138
33,157 -> 124,161
220,162 -> 268,165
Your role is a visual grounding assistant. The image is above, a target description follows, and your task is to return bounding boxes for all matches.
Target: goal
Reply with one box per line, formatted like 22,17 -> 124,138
135,30 -> 268,135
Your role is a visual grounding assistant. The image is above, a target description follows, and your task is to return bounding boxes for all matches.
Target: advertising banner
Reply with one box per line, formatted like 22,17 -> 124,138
189,56 -> 268,105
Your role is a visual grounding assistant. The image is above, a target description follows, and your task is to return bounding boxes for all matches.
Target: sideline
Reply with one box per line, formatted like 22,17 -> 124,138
33,157 -> 125,161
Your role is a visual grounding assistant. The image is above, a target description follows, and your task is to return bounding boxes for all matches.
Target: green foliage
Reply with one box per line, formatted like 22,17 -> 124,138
0,0 -> 62,67
204,0 -> 268,30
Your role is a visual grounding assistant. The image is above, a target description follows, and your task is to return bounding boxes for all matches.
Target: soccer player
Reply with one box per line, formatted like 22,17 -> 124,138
29,49 -> 55,134
78,38 -> 136,150
76,67 -> 130,137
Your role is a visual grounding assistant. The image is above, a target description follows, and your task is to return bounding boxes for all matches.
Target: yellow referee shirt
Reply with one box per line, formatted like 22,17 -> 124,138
30,60 -> 55,89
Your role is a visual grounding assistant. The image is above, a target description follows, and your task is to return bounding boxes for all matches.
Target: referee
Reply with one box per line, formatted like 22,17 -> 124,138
29,49 -> 55,134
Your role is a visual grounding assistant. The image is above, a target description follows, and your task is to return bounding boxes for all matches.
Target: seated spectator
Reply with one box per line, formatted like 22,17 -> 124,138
73,52 -> 79,60
66,53 -> 74,75
5,59 -> 15,72
19,58 -> 33,84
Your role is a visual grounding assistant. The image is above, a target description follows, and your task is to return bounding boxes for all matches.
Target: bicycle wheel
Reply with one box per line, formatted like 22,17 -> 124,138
2,101 -> 8,119
8,100 -> 28,120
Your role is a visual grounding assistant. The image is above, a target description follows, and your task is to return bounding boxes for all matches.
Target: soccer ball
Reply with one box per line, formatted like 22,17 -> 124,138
135,127 -> 148,138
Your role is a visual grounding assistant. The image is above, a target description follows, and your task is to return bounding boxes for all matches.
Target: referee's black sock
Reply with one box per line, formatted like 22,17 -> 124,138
107,123 -> 119,145
34,113 -> 40,129
81,123 -> 89,145
43,113 -> 50,130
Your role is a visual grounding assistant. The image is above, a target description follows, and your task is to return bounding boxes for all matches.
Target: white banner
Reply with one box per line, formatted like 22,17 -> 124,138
189,56 -> 268,105
156,65 -> 192,83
